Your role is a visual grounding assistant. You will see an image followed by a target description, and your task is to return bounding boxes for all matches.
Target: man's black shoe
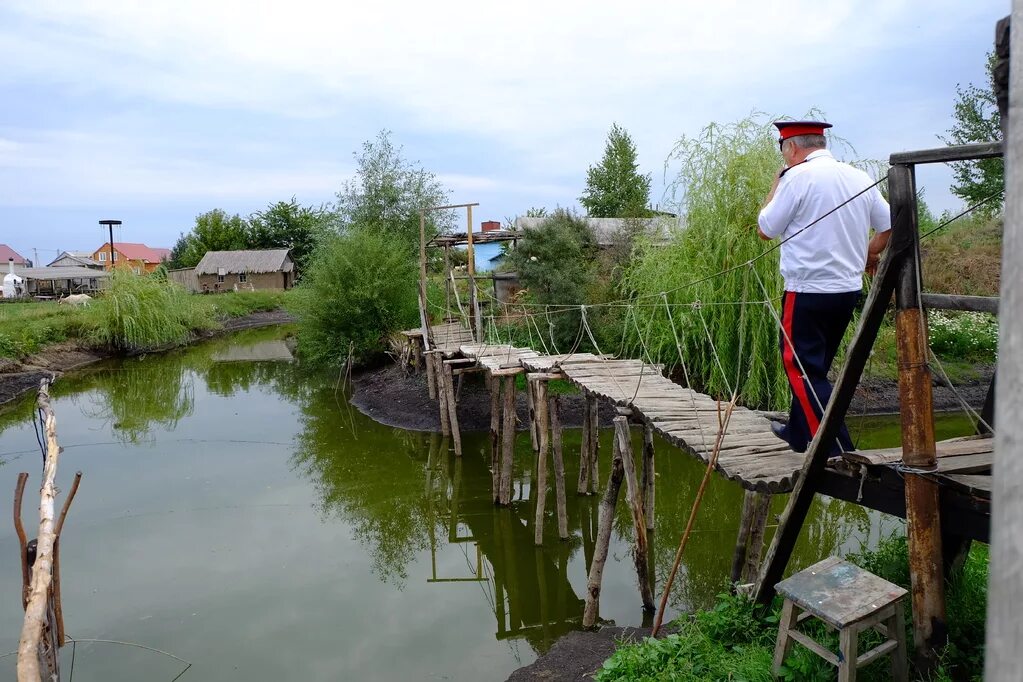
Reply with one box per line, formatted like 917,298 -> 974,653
770,420 -> 788,443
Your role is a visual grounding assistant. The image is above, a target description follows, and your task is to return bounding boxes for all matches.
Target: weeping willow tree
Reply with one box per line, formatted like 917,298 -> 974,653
623,115 -> 792,409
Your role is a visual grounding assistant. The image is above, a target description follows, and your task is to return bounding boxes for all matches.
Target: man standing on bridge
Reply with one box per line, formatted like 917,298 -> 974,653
757,120 -> 891,455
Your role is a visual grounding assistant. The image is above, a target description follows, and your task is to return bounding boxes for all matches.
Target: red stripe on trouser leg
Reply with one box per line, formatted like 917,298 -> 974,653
782,292 -> 820,435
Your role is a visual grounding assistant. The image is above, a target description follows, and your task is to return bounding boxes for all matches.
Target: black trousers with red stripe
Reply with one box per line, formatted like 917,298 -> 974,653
778,290 -> 860,455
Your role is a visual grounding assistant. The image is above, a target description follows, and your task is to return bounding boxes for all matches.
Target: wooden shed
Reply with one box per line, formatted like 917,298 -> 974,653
194,249 -> 294,293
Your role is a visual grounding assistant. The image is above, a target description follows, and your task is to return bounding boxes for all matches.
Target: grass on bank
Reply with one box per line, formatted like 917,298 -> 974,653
596,537 -> 987,682
0,273 -> 294,358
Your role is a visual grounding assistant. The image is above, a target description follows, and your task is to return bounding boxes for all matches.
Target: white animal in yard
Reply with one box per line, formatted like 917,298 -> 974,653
59,294 -> 92,307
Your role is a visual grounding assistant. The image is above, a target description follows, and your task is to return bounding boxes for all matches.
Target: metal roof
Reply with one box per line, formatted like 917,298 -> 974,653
13,267 -> 110,280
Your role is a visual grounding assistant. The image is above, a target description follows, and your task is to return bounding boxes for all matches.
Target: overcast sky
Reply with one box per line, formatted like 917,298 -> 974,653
0,0 -> 1008,264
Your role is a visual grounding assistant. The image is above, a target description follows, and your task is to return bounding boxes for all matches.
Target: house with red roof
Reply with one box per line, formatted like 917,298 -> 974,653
91,242 -> 171,274
0,244 -> 29,266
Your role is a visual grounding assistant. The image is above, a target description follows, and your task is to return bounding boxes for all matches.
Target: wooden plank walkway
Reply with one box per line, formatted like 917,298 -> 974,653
461,344 -> 806,493
396,328 -> 993,499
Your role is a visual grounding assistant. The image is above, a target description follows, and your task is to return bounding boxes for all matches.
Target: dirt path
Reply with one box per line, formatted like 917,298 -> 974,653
0,310 -> 294,407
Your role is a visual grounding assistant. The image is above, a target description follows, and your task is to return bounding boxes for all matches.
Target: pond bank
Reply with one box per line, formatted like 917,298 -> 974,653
505,627 -> 657,682
0,309 -> 293,406
350,361 -> 993,432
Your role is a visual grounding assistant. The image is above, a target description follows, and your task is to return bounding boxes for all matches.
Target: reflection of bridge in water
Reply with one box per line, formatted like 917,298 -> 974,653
423,434 -> 588,652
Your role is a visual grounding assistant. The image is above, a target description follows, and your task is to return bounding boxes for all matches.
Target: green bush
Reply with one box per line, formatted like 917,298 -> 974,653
86,270 -> 217,352
293,228 -> 419,366
928,311 -> 998,360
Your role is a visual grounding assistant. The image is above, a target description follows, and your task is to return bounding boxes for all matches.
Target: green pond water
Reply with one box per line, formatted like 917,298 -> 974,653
0,327 -> 975,681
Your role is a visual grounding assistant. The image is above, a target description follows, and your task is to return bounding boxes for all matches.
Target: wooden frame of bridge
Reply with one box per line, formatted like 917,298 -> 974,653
409,141 -> 1000,655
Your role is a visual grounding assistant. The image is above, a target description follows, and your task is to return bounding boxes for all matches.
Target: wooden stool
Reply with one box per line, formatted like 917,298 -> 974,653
772,557 -> 908,682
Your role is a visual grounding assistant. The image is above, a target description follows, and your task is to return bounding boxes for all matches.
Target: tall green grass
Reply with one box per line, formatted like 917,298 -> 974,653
88,270 -> 218,351
623,115 -> 788,408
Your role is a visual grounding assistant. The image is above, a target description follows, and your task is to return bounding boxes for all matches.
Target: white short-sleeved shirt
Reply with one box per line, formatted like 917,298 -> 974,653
758,149 -> 891,293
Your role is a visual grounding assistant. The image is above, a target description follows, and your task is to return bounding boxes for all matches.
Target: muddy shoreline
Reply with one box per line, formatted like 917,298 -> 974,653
0,310 -> 294,407
350,362 -> 994,433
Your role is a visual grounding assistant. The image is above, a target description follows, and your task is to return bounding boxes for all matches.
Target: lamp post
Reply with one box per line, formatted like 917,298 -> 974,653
98,219 -> 121,270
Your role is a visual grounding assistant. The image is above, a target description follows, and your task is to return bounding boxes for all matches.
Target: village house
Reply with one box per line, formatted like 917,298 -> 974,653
194,249 -> 295,293
0,244 -> 29,267
47,251 -> 103,269
90,242 -> 171,274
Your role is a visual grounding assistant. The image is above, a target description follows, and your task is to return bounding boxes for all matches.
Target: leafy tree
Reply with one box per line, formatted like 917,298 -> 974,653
505,209 -> 598,348
579,124 -> 652,218
335,130 -> 452,250
171,209 -> 249,268
248,198 -> 331,273
941,52 -> 1004,214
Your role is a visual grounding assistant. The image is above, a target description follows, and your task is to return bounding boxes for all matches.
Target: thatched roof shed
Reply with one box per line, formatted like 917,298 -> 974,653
195,249 -> 294,276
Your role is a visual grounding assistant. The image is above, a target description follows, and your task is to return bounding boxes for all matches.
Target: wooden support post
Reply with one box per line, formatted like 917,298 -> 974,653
425,344 -> 437,400
549,395 -> 569,540
578,396 -> 592,494
466,205 -> 483,340
986,16 -> 1018,679
730,491 -> 757,586
443,361 -> 462,457
892,162 -> 946,664
499,373 -> 517,505
755,194 -> 909,604
588,395 -> 600,495
533,379 -> 550,545
434,356 -> 451,438
443,244 -> 452,318
642,422 -> 655,531
582,424 -> 626,628
527,378 -> 540,454
417,211 -> 433,379
491,377 -> 502,503
617,417 -> 655,611
742,493 -> 771,585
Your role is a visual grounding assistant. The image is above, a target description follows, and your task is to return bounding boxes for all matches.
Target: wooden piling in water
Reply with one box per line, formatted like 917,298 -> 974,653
527,378 -> 540,454
588,395 -> 600,495
442,361 -> 462,457
549,395 -> 569,540
577,396 -> 591,494
425,344 -> 438,400
582,421 -> 625,628
491,377 -> 502,503
730,491 -> 757,586
742,493 -> 771,585
499,372 -> 518,505
433,355 -> 450,438
642,422 -> 655,531
617,417 -> 654,611
533,379 -> 550,545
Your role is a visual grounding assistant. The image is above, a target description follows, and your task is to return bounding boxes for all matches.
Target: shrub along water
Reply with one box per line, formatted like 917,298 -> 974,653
293,227 -> 419,367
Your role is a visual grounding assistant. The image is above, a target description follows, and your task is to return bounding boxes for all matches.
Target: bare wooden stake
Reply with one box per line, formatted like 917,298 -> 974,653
582,424 -> 625,628
578,396 -> 592,494
18,380 -> 63,682
616,417 -> 654,611
443,362 -> 462,457
730,490 -> 757,587
490,377 -> 502,504
588,395 -> 600,495
526,378 -> 540,454
549,395 -> 569,540
425,344 -> 438,400
742,492 -> 772,585
642,422 -> 655,531
435,356 -> 451,438
500,375 -> 517,505
533,380 -> 550,545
